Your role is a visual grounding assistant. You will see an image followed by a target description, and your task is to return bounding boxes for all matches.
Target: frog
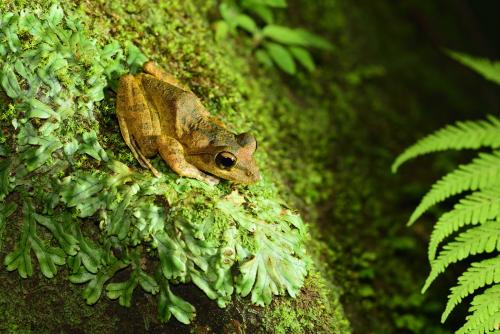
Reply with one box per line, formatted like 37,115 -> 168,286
115,61 -> 260,185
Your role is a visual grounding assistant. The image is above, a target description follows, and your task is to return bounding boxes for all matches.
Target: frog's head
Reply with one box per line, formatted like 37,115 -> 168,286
188,132 -> 261,184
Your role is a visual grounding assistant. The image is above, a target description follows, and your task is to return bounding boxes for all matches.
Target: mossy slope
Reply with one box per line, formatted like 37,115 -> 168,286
0,0 -> 348,333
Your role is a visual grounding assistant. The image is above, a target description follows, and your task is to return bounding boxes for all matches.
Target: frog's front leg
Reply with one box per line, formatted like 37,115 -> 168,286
116,75 -> 160,176
157,135 -> 219,185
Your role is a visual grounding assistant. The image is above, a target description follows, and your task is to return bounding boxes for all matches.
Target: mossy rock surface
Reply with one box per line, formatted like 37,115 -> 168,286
0,0 -> 348,333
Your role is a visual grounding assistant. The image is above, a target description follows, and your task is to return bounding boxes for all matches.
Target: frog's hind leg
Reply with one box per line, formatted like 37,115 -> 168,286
116,75 -> 160,177
157,135 -> 219,185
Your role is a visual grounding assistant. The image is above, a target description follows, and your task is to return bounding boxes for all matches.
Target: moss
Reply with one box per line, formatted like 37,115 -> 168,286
0,104 -> 15,124
262,271 -> 350,334
0,268 -> 120,333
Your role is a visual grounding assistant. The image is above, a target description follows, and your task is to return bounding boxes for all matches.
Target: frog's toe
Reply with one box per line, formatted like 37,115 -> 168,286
150,167 -> 161,178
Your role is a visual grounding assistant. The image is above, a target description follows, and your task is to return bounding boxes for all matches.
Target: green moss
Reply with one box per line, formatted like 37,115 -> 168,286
0,104 -> 15,123
262,271 -> 350,334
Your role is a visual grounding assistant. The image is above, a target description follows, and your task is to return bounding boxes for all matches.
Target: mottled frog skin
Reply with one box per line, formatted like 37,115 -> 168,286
116,61 -> 260,185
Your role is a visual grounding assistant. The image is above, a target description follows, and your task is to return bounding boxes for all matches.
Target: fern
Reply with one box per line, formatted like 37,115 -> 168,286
442,256 -> 500,322
429,188 -> 500,261
394,50 -> 500,334
392,116 -> 500,172
409,152 -> 500,225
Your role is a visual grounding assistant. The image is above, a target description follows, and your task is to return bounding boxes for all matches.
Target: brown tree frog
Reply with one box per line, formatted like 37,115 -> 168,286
116,61 -> 260,185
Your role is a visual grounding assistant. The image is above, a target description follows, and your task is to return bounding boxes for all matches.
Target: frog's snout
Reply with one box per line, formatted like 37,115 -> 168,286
245,168 -> 261,183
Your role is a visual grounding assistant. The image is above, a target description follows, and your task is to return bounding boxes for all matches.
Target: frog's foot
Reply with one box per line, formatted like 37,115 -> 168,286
157,135 -> 219,185
130,137 -> 160,177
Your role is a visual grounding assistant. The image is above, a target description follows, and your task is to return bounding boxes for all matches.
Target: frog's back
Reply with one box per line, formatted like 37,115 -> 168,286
139,74 -> 211,141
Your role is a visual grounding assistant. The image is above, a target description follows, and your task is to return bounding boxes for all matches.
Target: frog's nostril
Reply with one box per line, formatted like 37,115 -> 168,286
247,170 -> 261,182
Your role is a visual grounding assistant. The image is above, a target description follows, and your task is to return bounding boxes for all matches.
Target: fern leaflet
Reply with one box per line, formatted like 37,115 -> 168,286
408,152 -> 500,225
392,116 -> 500,172
456,284 -> 500,334
423,220 -> 500,292
448,50 -> 500,86
442,256 -> 500,322
429,188 -> 500,260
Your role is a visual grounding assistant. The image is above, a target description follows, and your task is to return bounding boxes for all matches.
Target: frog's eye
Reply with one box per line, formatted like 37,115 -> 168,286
215,151 -> 237,170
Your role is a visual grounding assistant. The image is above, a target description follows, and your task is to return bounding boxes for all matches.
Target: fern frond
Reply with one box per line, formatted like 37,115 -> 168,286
448,50 -> 500,86
423,220 -> 500,292
429,188 -> 500,260
408,152 -> 500,225
392,116 -> 500,172
456,284 -> 500,334
442,256 -> 500,322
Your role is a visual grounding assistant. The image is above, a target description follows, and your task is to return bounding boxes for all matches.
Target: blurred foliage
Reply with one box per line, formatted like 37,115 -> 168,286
213,0 -> 333,75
